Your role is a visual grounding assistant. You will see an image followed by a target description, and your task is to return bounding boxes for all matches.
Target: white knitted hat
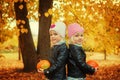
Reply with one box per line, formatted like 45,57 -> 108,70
50,22 -> 66,38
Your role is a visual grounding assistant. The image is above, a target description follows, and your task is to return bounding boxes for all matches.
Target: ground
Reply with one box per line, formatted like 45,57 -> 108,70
0,52 -> 120,80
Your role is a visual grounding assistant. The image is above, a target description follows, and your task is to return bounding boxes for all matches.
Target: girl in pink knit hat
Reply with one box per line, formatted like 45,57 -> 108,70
67,23 -> 97,80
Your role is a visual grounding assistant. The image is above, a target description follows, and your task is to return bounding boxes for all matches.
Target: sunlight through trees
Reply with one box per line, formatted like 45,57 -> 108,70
0,0 -> 120,55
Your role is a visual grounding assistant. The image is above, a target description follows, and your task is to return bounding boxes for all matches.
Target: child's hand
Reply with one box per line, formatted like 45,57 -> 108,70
95,67 -> 99,71
37,68 -> 44,73
94,67 -> 98,75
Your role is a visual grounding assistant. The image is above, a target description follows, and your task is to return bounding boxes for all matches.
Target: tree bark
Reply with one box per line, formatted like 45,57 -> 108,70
14,1 -> 37,72
104,49 -> 107,60
37,0 -> 53,59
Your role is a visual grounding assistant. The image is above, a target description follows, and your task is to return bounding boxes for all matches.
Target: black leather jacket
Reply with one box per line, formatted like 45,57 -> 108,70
44,43 -> 68,80
67,44 -> 95,78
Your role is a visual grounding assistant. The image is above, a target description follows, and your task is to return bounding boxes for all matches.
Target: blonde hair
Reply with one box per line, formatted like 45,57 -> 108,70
68,36 -> 74,44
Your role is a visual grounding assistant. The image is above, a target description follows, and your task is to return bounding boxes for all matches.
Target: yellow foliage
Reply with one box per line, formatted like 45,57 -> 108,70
21,29 -> 24,33
44,12 -> 49,17
20,28 -> 28,34
29,1 -> 34,6
14,0 -> 18,3
21,20 -> 26,24
16,20 -> 21,25
20,25 -> 24,28
1,0 -> 120,54
19,0 -> 23,2
38,13 -> 41,17
26,15 -> 30,19
16,29 -> 20,36
19,5 -> 23,10
24,0 -> 29,2
48,9 -> 53,15
24,29 -> 28,33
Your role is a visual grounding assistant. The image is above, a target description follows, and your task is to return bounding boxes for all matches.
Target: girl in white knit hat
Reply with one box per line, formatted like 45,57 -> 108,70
39,22 -> 68,80
67,23 -> 97,80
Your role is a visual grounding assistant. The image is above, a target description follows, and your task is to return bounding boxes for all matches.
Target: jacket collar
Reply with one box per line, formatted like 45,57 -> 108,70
53,39 -> 65,46
74,44 -> 82,47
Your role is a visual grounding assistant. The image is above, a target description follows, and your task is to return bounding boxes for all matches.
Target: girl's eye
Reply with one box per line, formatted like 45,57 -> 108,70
75,34 -> 79,37
50,34 -> 53,36
54,33 -> 58,36
74,34 -> 83,37
80,34 -> 83,37
50,33 -> 58,36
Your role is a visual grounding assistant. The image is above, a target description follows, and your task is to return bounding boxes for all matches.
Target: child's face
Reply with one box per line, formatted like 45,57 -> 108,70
71,32 -> 84,45
50,30 -> 62,45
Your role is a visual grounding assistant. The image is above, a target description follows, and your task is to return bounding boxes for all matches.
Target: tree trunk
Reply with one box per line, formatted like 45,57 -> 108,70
37,0 -> 53,59
18,41 -> 21,60
104,49 -> 107,60
0,2 -> 3,43
14,1 -> 37,72
0,10 -> 3,42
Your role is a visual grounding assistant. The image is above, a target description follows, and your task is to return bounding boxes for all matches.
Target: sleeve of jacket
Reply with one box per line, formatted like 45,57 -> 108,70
71,46 -> 95,75
44,45 -> 68,76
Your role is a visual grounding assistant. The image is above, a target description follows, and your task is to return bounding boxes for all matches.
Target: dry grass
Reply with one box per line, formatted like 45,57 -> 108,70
0,52 -> 23,70
0,52 -> 120,80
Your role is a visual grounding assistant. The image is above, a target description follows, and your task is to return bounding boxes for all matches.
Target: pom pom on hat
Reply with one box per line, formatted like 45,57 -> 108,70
68,23 -> 84,38
50,22 -> 66,38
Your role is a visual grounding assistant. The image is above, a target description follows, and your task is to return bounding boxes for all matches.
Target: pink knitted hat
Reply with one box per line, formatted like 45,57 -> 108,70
68,23 -> 84,38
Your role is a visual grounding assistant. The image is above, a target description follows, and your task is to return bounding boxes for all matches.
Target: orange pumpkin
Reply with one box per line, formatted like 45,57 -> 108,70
37,60 -> 50,69
87,60 -> 99,68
